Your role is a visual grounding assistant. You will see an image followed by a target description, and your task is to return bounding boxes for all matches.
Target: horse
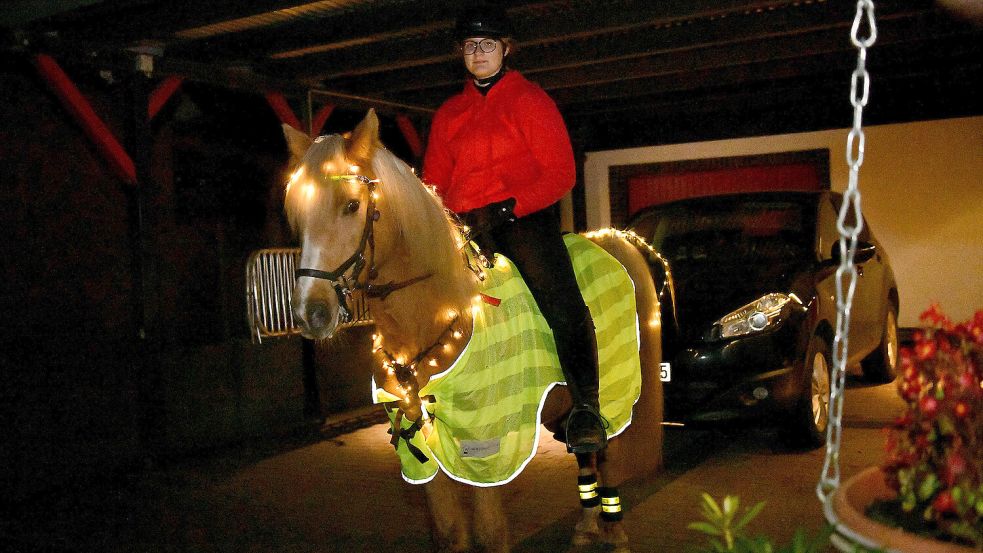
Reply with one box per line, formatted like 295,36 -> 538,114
281,110 -> 663,553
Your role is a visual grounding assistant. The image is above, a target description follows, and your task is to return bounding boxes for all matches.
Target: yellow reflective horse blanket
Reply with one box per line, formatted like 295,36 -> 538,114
373,233 -> 641,486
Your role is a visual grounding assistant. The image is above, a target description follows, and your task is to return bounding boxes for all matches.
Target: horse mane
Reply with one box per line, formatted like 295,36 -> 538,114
369,144 -> 475,301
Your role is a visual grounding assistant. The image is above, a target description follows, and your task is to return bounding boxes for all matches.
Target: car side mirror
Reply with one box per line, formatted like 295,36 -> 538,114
829,240 -> 877,264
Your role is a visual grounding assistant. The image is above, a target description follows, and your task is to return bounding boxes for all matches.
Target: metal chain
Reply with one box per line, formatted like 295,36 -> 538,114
817,4 -> 885,550
818,0 -> 877,504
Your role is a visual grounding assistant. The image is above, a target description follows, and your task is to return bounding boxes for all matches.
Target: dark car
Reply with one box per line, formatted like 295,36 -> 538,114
628,190 -> 899,447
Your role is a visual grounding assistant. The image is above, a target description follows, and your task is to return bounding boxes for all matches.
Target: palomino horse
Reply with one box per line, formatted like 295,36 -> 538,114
282,110 -> 663,553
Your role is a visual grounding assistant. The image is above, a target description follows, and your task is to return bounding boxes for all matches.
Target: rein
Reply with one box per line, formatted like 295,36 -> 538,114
294,174 -> 432,321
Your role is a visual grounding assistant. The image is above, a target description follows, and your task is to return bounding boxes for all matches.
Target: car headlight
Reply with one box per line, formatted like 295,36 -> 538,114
716,293 -> 791,339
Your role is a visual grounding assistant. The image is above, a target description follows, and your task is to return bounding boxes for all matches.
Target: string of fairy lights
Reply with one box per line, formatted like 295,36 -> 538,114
373,314 -> 460,416
288,157 -> 664,442
583,228 -> 668,332
288,154 -> 498,429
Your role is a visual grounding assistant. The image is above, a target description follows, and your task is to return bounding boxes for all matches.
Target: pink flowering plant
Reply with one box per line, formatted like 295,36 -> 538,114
879,305 -> 983,546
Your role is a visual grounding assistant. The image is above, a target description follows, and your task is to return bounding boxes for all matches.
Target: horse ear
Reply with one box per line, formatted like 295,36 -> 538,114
282,124 -> 312,169
346,109 -> 381,165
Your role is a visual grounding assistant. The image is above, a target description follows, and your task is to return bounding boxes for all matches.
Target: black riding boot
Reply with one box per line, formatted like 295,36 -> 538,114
557,316 -> 608,454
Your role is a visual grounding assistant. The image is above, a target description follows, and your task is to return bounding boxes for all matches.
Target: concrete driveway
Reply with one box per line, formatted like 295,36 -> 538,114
3,377 -> 904,552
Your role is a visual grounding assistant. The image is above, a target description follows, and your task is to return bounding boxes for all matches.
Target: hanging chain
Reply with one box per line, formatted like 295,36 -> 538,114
817,0 -> 877,503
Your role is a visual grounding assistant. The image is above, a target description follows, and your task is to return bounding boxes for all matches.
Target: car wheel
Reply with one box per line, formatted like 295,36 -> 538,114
861,306 -> 899,383
782,335 -> 831,449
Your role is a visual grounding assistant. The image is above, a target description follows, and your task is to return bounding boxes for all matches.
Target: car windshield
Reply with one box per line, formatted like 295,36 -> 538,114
633,196 -> 816,263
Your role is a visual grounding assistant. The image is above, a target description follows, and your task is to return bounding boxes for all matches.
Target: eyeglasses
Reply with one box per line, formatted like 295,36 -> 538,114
461,39 -> 498,55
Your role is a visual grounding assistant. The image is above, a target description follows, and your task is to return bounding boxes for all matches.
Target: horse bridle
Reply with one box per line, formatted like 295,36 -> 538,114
294,174 -> 432,323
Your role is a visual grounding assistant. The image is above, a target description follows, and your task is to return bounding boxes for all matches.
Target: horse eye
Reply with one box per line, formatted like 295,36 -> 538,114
345,199 -> 360,214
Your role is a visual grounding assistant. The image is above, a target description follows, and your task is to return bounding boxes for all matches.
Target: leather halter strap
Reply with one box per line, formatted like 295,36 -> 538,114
364,273 -> 433,300
294,174 -> 432,314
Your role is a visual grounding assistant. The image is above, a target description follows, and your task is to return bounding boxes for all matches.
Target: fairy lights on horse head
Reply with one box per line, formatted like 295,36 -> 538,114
294,169 -> 381,323
292,156 -> 435,323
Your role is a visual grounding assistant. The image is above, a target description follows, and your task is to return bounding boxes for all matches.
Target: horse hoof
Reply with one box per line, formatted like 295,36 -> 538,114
606,537 -> 631,552
572,518 -> 600,547
601,524 -> 630,553
572,525 -> 601,546
571,532 -> 597,547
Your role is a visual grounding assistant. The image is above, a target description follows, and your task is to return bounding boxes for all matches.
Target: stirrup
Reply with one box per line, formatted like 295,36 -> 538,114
565,403 -> 609,454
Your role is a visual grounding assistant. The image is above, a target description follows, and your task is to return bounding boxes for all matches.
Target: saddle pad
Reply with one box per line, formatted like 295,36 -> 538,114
374,233 -> 641,486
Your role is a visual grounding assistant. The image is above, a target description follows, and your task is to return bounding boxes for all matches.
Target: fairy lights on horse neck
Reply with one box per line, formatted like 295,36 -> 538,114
374,315 -> 461,405
368,215 -> 502,412
371,292 -> 487,415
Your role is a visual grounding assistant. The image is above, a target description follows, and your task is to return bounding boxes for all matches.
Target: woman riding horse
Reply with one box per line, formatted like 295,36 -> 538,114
423,5 -> 607,455
283,109 -> 663,553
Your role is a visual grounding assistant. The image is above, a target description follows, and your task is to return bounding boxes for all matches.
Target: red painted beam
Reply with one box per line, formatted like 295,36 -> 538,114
265,92 -> 303,132
148,76 -> 184,121
395,114 -> 423,159
311,103 -> 335,136
33,54 -> 137,185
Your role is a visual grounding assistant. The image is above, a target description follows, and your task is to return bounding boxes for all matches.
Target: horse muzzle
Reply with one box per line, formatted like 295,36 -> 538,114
292,281 -> 344,340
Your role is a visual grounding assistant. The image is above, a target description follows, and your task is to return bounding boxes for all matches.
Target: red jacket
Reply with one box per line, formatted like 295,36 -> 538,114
423,71 -> 575,218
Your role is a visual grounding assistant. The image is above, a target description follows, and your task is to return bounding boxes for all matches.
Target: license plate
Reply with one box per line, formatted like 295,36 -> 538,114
660,362 -> 671,382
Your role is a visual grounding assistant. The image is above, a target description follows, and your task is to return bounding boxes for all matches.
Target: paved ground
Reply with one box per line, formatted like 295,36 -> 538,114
3,377 -> 905,552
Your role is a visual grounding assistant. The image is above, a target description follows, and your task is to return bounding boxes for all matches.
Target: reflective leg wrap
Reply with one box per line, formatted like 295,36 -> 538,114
577,474 -> 600,508
599,487 -> 623,522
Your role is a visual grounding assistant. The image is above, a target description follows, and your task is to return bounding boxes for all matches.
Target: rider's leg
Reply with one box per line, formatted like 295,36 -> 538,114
490,204 -> 607,453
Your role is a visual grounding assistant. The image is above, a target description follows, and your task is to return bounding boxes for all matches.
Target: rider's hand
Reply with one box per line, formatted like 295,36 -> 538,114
492,197 -> 517,225
463,198 -> 517,234
461,198 -> 516,257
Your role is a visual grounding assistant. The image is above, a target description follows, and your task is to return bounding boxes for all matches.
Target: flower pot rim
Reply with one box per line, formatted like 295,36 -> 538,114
830,466 -> 977,553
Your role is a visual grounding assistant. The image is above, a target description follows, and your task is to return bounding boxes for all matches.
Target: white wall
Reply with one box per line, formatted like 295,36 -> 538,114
584,116 -> 983,327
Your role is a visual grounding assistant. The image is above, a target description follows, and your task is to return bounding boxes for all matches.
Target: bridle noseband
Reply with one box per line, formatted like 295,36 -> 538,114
294,173 -> 431,323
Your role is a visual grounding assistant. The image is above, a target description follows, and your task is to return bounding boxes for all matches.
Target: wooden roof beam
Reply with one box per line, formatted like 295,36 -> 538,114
318,0 -> 931,96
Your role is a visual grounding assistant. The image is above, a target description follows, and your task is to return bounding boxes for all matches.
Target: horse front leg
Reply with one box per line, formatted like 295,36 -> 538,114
571,452 -> 601,549
595,450 -> 630,553
472,485 -> 510,553
424,474 -> 472,552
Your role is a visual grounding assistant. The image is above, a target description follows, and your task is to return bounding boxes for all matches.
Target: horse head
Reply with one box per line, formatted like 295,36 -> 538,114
282,109 -> 472,342
282,110 -> 390,340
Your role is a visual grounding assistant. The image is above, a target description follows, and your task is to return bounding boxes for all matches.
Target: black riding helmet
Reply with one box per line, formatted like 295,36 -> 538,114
454,5 -> 514,39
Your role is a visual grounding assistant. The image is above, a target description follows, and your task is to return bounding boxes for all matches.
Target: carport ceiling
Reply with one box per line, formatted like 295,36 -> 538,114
7,0 -> 982,147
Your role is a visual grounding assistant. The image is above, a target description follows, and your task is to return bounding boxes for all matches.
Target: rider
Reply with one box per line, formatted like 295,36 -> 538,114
423,5 -> 607,453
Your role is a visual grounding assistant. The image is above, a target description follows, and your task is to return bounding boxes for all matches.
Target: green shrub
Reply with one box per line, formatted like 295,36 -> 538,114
687,492 -> 882,553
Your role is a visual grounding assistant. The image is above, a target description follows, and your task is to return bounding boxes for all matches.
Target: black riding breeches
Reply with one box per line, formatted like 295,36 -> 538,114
482,204 -> 600,400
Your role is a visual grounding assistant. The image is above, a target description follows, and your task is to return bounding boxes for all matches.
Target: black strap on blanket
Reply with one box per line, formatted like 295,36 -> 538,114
383,401 -> 435,465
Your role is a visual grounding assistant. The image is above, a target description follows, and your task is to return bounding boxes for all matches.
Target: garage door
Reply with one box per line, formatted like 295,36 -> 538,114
628,162 -> 824,217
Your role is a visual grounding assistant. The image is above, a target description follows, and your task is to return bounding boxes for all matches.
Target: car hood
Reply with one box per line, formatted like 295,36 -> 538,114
667,255 -> 814,341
